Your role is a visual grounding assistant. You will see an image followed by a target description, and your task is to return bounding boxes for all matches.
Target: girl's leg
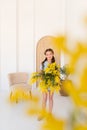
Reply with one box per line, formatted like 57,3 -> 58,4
38,92 -> 47,121
49,92 -> 54,114
42,92 -> 47,111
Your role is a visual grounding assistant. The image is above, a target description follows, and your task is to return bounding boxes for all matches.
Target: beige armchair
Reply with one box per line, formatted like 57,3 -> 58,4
8,72 -> 32,102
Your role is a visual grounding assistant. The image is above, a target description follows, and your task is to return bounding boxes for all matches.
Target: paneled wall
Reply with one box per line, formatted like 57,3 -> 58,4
66,0 -> 87,40
0,0 -> 34,90
0,0 -> 17,90
0,0 -> 87,90
64,0 -> 87,64
34,0 -> 66,43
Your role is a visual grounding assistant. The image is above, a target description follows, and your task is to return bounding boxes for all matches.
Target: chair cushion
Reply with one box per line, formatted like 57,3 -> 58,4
11,83 -> 31,92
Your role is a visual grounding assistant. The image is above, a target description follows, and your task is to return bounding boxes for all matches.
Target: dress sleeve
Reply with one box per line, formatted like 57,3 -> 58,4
40,64 -> 43,70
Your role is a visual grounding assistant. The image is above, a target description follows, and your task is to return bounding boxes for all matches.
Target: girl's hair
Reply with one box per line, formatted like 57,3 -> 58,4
41,48 -> 55,69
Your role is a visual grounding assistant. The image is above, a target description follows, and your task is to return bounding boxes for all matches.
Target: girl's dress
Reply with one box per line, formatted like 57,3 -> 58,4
40,61 -> 49,70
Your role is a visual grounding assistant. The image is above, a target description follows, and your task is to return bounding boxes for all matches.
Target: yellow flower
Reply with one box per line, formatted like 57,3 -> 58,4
79,67 -> 87,93
74,125 -> 87,130
55,76 -> 60,83
45,67 -> 51,73
29,72 -> 40,85
42,113 -> 65,130
47,79 -> 52,86
9,88 -> 31,103
50,85 -> 60,94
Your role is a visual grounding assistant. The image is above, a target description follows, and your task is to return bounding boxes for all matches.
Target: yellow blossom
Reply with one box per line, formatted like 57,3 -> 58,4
42,113 -> 65,130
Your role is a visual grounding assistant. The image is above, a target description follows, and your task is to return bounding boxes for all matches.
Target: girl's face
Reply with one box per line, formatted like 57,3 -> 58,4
45,51 -> 54,61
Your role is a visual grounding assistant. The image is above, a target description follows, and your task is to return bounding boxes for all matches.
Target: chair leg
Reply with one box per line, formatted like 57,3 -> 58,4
10,91 -> 12,100
16,99 -> 18,103
10,91 -> 19,103
29,90 -> 32,99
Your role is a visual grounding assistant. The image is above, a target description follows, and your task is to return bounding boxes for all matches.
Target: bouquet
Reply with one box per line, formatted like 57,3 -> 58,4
29,62 -> 61,93
60,64 -> 71,80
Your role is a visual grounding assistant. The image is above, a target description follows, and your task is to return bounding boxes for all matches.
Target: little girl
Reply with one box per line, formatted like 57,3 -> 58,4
38,48 -> 56,120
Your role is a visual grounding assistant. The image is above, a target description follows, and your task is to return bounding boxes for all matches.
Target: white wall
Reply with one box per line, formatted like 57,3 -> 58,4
0,0 -> 17,90
34,0 -> 66,43
66,0 -> 87,40
0,0 -> 87,90
64,0 -> 87,65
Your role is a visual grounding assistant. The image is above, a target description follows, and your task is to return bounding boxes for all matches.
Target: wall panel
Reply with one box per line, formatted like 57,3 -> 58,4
0,0 -> 17,90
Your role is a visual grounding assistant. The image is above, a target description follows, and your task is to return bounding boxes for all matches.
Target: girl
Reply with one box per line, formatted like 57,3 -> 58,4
38,48 -> 56,120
